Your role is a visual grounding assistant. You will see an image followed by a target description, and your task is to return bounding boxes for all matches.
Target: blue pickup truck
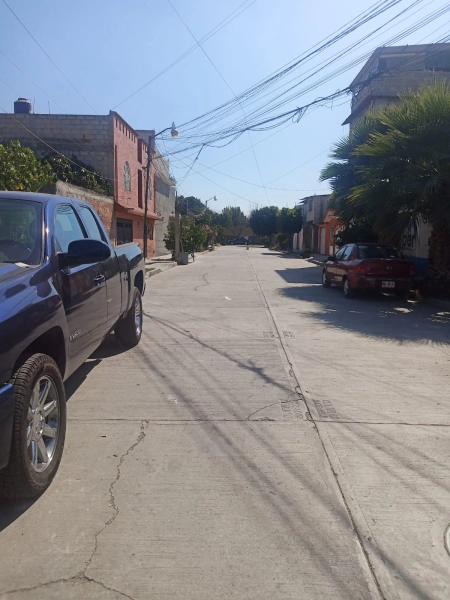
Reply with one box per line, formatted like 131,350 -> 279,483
0,191 -> 145,498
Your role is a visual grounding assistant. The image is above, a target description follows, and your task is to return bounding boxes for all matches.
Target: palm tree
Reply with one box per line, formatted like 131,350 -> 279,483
320,113 -> 384,242
351,81 -> 450,295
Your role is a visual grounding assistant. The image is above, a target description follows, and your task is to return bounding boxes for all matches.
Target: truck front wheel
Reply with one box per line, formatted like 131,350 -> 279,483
0,354 -> 66,499
115,287 -> 143,347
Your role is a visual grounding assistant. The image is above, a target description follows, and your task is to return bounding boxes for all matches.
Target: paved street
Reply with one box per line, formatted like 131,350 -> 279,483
1,246 -> 449,600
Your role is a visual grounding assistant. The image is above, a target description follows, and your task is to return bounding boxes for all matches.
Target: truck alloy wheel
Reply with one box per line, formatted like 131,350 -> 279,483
0,354 -> 66,499
115,287 -> 143,347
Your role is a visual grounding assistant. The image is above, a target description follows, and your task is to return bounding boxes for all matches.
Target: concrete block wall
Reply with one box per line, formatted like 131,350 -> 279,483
352,71 -> 450,114
154,177 -> 175,256
0,113 -> 115,185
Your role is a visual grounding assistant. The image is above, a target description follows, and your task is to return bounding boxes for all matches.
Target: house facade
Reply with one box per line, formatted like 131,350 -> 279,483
0,99 -> 175,255
317,209 -> 344,256
293,194 -> 330,253
342,43 -> 450,128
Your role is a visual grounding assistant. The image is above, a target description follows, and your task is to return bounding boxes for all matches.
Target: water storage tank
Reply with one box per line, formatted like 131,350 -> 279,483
14,98 -> 32,114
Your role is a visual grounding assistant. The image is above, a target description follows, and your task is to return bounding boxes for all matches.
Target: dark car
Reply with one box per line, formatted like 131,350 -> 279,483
0,192 -> 145,498
228,237 -> 248,245
322,243 -> 414,299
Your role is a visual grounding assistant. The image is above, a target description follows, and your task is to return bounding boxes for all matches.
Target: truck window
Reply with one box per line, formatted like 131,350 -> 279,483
78,206 -> 105,242
55,205 -> 86,253
0,199 -> 42,265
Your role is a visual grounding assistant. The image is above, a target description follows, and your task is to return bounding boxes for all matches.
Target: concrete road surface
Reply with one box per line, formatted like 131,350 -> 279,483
1,246 -> 449,600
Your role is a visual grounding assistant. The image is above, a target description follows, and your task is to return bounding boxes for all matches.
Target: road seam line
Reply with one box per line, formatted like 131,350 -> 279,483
246,251 -> 398,600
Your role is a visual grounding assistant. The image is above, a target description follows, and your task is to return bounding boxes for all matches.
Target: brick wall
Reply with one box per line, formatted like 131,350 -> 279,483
40,181 -> 115,241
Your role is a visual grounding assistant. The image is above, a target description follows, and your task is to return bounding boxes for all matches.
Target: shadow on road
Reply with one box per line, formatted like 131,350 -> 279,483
275,266 -> 450,347
0,333 -> 129,530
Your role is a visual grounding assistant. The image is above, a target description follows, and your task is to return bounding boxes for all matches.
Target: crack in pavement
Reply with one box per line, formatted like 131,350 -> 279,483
1,575 -> 135,599
84,420 -> 149,574
2,421 -> 149,600
195,273 -> 210,291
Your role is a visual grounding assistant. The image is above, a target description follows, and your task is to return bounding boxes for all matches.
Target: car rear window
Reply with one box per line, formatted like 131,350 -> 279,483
357,245 -> 401,259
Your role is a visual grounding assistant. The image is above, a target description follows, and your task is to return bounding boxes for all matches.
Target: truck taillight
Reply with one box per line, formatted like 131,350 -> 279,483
409,263 -> 415,276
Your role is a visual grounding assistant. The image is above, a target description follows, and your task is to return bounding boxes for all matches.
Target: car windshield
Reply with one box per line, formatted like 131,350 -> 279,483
357,245 -> 401,259
0,199 -> 43,265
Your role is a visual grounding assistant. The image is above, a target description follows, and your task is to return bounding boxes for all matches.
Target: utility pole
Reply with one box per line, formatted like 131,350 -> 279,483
143,133 -> 154,261
143,123 -> 178,260
174,190 -> 181,264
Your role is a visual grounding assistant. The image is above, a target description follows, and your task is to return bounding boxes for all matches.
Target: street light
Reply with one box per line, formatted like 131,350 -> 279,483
144,123 -> 178,259
205,195 -> 217,208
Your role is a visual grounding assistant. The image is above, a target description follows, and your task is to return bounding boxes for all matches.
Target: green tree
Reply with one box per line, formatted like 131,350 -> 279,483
349,81 -> 450,296
44,153 -> 113,196
277,207 -> 303,249
319,113 -> 384,242
164,216 -> 208,260
249,206 -> 278,243
0,141 -> 53,192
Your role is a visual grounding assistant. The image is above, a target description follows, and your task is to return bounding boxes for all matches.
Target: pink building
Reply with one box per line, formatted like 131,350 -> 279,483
0,102 -> 175,255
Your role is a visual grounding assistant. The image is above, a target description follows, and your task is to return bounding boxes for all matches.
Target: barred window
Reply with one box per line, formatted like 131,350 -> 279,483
124,162 -> 131,191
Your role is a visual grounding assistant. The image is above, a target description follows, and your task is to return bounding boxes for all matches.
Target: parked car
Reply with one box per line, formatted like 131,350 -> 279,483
228,237 -> 248,245
0,191 -> 145,498
322,243 -> 414,299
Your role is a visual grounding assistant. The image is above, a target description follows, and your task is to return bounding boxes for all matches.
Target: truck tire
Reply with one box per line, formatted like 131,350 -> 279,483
115,287 -> 143,347
0,354 -> 66,499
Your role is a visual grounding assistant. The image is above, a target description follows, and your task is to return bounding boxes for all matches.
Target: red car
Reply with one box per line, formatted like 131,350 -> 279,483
322,243 -> 415,299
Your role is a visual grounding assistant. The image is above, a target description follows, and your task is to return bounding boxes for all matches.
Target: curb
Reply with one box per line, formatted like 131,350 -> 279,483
145,263 -> 176,279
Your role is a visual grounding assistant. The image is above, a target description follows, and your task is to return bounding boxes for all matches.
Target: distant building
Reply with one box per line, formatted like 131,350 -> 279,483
293,194 -> 330,254
342,43 -> 450,128
317,210 -> 344,256
0,99 -> 175,255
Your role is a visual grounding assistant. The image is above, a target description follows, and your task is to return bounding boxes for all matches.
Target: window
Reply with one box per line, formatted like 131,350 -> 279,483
137,140 -> 142,163
309,199 -> 313,211
117,218 -> 133,245
55,205 -> 86,253
78,205 -> 104,241
342,245 -> 354,261
138,170 -> 143,208
0,199 -> 42,265
124,162 -> 131,191
357,245 -> 401,259
335,246 -> 346,260
147,222 -> 153,240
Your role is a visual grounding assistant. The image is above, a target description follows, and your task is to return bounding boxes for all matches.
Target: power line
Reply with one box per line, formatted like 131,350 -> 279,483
0,103 -> 117,183
166,0 -> 271,205
112,0 -> 257,109
0,49 -> 144,176
1,0 -> 98,114
161,0 -> 447,156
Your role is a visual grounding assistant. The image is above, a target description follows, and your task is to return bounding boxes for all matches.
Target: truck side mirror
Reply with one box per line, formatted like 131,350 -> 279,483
59,239 -> 111,267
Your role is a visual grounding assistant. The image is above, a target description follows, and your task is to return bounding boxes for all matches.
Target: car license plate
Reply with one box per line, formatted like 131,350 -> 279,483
382,281 -> 395,288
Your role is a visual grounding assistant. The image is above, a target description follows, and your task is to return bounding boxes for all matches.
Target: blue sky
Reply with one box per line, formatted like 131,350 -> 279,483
1,0 -> 448,214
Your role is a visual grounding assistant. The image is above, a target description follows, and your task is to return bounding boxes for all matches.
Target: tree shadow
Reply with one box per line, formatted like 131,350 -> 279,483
276,270 -> 450,346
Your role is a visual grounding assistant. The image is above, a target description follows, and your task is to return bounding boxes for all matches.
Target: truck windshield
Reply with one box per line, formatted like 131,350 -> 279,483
0,199 -> 43,266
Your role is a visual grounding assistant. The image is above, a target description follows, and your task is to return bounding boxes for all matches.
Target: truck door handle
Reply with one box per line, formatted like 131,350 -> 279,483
94,274 -> 105,285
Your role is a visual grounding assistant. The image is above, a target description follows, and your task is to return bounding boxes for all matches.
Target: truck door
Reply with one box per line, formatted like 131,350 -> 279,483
54,204 -> 108,357
77,204 -> 122,333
